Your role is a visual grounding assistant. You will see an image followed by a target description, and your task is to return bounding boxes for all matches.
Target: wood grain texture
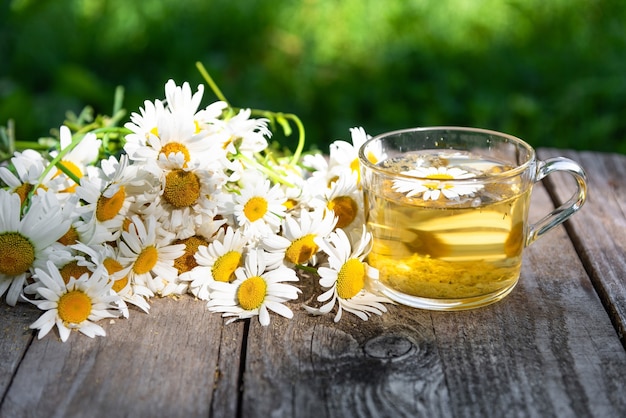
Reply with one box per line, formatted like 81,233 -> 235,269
0,296 -> 243,418
241,306 -> 451,418
0,303 -> 39,397
538,149 -> 626,345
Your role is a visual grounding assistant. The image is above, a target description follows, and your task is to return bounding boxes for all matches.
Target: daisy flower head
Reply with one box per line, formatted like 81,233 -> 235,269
117,215 -> 186,295
392,165 -> 483,201
185,226 -> 250,300
311,170 -> 363,233
123,97 -> 168,161
304,226 -> 394,322
50,125 -> 101,193
215,108 -> 271,156
0,149 -> 61,202
27,261 -> 123,342
207,249 -> 301,326
145,157 -> 226,240
0,189 -> 71,306
164,79 -> 204,117
223,178 -> 287,240
261,208 -> 337,269
327,126 -> 371,181
74,167 -> 135,245
71,242 -> 152,316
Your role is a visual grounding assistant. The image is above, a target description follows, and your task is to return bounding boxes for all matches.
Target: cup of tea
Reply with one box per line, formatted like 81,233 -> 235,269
358,127 -> 587,310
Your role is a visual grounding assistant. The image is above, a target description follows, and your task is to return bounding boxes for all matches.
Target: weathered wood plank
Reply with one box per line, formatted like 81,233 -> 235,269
239,183 -> 626,418
241,307 -> 451,418
538,149 -> 626,345
0,303 -> 39,398
432,182 -> 626,418
0,296 -> 244,418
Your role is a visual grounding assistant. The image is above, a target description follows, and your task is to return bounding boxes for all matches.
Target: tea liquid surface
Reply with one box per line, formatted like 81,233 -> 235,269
365,150 -> 531,300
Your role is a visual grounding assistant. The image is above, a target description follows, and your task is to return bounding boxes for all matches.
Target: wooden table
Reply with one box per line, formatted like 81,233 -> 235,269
2,149 -> 625,418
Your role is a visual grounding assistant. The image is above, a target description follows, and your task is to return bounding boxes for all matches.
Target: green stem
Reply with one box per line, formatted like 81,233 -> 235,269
196,61 -> 230,105
23,132 -> 86,210
296,264 -> 319,276
235,152 -> 295,187
245,110 -> 306,166
13,141 -> 49,151
285,113 -> 305,166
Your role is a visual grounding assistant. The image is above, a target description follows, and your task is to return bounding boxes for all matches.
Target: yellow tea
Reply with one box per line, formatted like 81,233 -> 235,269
364,151 -> 531,304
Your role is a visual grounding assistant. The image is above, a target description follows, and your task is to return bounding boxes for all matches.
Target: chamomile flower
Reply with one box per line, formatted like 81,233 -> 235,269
223,179 -> 287,240
117,215 -> 186,295
0,189 -> 71,306
215,108 -> 271,156
327,126 -> 372,182
164,79 -> 205,117
129,103 -> 225,170
207,249 -> 300,326
71,242 -> 152,316
123,98 -> 168,160
304,227 -> 393,322
392,165 -> 482,201
27,261 -> 123,342
50,126 -> 101,193
261,208 -> 337,268
185,227 -> 250,300
74,155 -> 153,245
171,233 -> 228,298
311,170 -> 363,233
0,149 -> 61,202
144,158 -> 226,239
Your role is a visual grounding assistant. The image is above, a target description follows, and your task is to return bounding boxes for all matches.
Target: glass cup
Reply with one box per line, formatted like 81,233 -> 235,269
358,127 -> 587,311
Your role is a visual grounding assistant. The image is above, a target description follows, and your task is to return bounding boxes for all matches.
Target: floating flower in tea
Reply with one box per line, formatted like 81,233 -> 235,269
392,165 -> 482,201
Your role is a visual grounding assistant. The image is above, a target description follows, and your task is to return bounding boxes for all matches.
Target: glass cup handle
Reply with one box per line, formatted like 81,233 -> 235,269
526,157 -> 588,246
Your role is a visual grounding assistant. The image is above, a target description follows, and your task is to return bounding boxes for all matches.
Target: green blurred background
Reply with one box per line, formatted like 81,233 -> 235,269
1,0 -> 626,153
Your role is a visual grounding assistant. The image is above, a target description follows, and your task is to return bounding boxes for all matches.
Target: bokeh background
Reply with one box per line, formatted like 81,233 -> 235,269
2,0 -> 626,153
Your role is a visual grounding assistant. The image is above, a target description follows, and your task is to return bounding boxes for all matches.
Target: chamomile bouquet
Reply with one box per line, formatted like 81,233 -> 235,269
0,63 -> 393,342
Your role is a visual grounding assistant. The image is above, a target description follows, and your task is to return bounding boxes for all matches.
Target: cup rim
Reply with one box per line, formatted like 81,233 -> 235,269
358,126 -> 536,182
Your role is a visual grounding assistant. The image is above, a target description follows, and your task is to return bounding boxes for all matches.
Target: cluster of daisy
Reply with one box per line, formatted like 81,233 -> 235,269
0,78 -> 394,342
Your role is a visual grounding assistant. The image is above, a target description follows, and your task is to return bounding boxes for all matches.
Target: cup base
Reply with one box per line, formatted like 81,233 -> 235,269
369,279 -> 519,311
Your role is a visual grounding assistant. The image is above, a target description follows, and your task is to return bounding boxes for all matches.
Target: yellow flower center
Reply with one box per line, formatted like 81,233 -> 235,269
243,197 -> 268,222
0,232 -> 35,276
57,225 -> 80,246
350,157 -> 364,184
134,245 -> 158,275
173,236 -> 209,274
327,196 -> 358,229
59,261 -> 92,284
96,186 -> 126,222
160,142 -> 191,166
336,258 -> 365,299
283,198 -> 298,211
14,182 -> 34,205
212,251 -> 242,283
163,169 -> 200,208
237,276 -> 267,310
56,160 -> 83,192
423,173 -> 454,190
57,290 -> 92,324
150,126 -> 159,138
103,257 -> 128,293
285,234 -> 318,265
426,173 -> 454,180
121,217 -> 133,232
